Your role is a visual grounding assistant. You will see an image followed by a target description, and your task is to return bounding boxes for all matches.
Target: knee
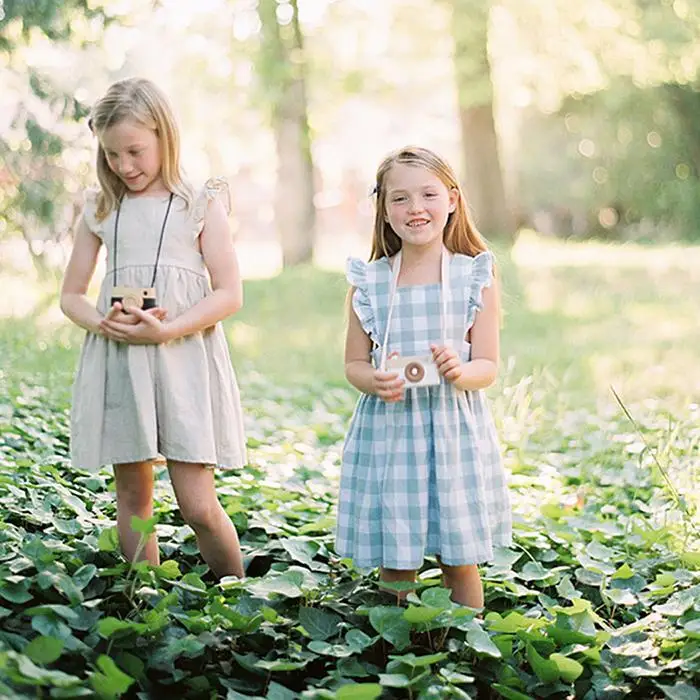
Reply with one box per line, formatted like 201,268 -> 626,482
441,563 -> 478,585
115,481 -> 152,513
179,500 -> 219,532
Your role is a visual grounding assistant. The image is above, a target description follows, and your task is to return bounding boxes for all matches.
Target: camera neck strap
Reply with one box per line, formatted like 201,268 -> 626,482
112,192 -> 175,288
379,246 -> 450,371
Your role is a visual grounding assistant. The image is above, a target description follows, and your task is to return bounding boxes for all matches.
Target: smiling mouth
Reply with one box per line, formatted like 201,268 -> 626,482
407,219 -> 430,228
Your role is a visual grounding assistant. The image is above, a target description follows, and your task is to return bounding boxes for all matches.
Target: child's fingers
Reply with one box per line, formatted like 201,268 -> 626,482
444,366 -> 462,381
103,303 -> 123,321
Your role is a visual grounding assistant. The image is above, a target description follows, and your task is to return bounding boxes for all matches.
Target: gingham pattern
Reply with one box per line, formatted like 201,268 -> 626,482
336,252 -> 512,569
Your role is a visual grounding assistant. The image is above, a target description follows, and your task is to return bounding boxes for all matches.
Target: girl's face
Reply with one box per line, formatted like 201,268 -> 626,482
383,163 -> 458,251
100,118 -> 163,196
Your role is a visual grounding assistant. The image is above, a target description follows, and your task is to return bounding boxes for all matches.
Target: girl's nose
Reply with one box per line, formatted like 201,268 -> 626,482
407,197 -> 424,213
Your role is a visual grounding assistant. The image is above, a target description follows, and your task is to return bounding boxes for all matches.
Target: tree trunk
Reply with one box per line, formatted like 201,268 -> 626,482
451,0 -> 514,240
257,0 -> 316,266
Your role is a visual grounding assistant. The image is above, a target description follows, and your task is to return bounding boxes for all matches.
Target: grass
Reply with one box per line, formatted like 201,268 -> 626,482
0,233 -> 699,698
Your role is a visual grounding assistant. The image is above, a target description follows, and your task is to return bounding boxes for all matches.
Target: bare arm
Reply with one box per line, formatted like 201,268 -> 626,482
345,290 -> 404,402
432,275 -> 500,391
161,196 -> 242,340
59,216 -> 103,334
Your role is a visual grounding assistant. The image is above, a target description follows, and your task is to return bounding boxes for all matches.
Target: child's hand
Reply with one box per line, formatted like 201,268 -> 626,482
373,369 -> 405,403
102,303 -> 167,326
431,344 -> 463,383
99,305 -> 170,344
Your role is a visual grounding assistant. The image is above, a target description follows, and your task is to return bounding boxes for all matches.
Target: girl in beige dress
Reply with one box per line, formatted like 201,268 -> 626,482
60,77 -> 246,578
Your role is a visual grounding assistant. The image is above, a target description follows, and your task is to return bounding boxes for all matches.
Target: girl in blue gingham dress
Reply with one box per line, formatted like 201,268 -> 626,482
337,147 -> 511,607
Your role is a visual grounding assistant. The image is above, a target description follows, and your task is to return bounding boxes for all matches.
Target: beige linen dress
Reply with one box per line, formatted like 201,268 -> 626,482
70,178 -> 246,472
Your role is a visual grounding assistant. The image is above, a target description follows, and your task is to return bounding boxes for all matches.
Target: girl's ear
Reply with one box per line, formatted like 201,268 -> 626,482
448,187 -> 459,213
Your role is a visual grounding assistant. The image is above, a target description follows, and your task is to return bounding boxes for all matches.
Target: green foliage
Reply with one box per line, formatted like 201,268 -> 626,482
518,78 -> 700,240
0,0 -> 107,274
0,251 -> 699,696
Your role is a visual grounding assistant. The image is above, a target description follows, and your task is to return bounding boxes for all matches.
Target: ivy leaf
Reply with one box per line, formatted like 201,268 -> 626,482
71,564 -> 97,590
369,606 -> 411,650
308,640 -> 354,658
24,635 -> 64,664
90,655 -> 135,699
97,527 -> 119,552
334,684 -> 383,700
526,643 -> 559,683
280,537 -> 320,566
130,515 -> 158,536
345,629 -> 375,653
298,606 -> 342,641
466,628 -> 502,658
550,653 -> 584,682
655,681 -> 700,700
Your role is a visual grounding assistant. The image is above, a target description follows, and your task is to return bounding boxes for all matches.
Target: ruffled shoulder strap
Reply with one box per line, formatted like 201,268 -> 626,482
451,251 -> 494,326
346,256 -> 367,289
81,188 -> 103,238
346,257 -> 379,346
468,250 -> 494,324
191,177 -> 231,238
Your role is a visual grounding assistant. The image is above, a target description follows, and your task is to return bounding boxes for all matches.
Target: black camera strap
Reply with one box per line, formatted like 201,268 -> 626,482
112,192 -> 175,288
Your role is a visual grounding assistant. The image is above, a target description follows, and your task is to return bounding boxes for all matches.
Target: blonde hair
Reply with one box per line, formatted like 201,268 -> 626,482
369,146 -> 489,261
88,77 -> 193,220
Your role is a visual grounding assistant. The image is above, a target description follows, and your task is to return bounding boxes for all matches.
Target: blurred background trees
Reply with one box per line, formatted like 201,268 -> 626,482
2,0 -> 699,276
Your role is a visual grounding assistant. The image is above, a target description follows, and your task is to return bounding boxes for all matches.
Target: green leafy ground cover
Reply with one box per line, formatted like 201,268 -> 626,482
0,236 -> 699,698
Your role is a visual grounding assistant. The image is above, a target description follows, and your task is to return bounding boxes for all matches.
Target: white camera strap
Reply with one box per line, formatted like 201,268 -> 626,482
379,247 -> 449,370
379,247 -> 472,533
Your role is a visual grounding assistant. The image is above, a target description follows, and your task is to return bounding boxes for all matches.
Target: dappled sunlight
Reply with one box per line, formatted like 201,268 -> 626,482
506,233 -> 700,407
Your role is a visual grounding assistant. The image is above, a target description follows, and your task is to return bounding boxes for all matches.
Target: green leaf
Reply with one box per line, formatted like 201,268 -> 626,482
369,606 -> 411,650
612,563 -> 635,580
492,685 -> 535,700
90,655 -> 135,699
517,562 -> 551,582
24,636 -> 64,664
334,684 -> 383,700
683,619 -> 700,639
378,673 -> 411,688
345,629 -> 375,653
487,611 -> 547,633
526,643 -> 559,683
550,653 -> 584,682
466,628 -> 502,658
656,588 -> 699,616
655,681 -> 700,700
388,652 -> 448,667
130,515 -> 158,536
605,588 -> 638,606
256,658 -> 309,671
97,617 -> 147,638
0,581 -> 33,604
97,527 -> 119,552
298,606 -> 342,641
280,537 -> 320,566
403,605 -> 442,623
72,564 -> 97,590
308,640 -> 354,658
155,560 -> 181,579
53,518 -> 81,536
419,587 -> 453,609
14,655 -> 81,687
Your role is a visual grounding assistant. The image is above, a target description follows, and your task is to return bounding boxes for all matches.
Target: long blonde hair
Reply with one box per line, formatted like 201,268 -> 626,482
369,146 -> 489,261
88,77 -> 193,221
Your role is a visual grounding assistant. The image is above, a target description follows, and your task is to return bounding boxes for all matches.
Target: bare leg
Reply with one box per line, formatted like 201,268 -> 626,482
168,461 -> 244,579
113,461 -> 159,565
379,567 -> 417,603
438,559 -> 484,608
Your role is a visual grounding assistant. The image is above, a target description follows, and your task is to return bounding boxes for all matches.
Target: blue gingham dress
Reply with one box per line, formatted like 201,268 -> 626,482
336,251 -> 512,569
